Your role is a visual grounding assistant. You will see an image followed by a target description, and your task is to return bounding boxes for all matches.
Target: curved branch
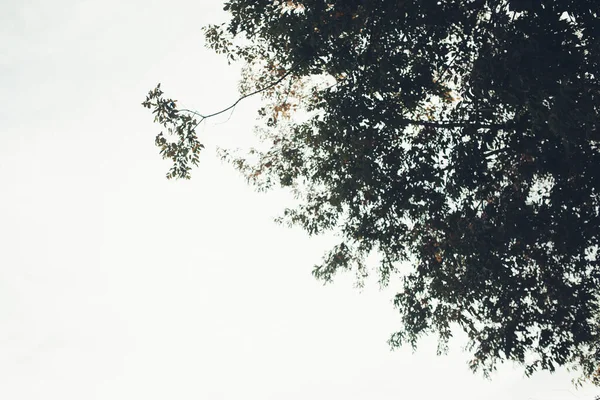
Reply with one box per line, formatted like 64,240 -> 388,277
179,63 -> 300,123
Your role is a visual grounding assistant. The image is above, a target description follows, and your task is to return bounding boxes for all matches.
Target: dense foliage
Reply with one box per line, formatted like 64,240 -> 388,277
144,0 -> 600,384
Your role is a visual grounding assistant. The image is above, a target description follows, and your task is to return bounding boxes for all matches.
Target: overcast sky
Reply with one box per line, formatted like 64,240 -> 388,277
0,1 -> 598,399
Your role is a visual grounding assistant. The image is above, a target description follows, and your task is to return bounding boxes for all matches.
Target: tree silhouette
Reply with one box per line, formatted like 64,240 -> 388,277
144,0 -> 600,384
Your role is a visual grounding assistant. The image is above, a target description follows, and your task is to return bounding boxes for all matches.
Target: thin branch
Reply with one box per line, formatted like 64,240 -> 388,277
400,118 -> 506,129
179,63 -> 301,123
216,104 -> 238,125
484,147 -> 509,158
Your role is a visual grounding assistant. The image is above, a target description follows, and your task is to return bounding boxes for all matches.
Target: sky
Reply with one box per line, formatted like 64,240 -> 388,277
0,0 -> 598,399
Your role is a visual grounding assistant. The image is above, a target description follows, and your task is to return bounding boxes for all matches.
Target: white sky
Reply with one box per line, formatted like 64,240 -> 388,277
0,0 -> 598,399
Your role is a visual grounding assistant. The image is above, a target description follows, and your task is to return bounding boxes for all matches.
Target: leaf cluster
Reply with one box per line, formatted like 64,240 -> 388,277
142,84 -> 204,179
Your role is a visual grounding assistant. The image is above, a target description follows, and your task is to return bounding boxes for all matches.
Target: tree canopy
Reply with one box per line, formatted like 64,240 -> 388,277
143,0 -> 600,385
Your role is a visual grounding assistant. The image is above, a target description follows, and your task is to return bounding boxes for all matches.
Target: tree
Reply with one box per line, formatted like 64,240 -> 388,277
143,0 -> 600,385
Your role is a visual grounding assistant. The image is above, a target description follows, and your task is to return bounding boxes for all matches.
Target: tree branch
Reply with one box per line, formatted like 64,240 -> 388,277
399,118 -> 505,129
484,147 -> 509,158
179,63 -> 300,123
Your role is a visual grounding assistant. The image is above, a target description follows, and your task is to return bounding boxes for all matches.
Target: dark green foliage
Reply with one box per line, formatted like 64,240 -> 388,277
142,84 -> 204,179
145,0 -> 600,384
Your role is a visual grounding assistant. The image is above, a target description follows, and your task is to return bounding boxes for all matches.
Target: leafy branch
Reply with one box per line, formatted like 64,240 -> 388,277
142,64 -> 300,179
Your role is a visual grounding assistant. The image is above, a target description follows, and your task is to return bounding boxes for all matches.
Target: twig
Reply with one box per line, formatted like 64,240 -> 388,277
179,63 -> 301,124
